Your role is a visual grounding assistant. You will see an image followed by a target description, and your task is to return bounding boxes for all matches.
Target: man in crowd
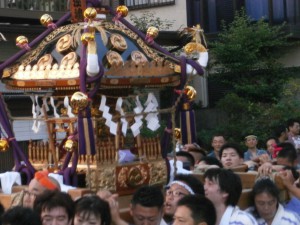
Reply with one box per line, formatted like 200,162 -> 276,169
173,195 -> 216,225
219,143 -> 245,170
244,135 -> 268,163
181,143 -> 206,165
273,124 -> 288,143
258,142 -> 300,216
176,151 -> 195,171
130,185 -> 165,225
259,142 -> 298,174
164,174 -> 204,224
2,206 -> 42,225
207,135 -> 226,161
99,173 -> 204,225
204,168 -> 257,225
99,185 -> 165,225
287,118 -> 300,167
11,170 -> 60,208
34,191 -> 74,225
287,118 -> 300,149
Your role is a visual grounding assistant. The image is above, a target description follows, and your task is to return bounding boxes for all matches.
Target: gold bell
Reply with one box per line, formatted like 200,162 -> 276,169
185,86 -> 197,102
146,27 -> 159,39
0,139 -> 9,152
84,7 -> 97,20
184,42 -> 207,55
70,92 -> 89,111
16,36 -> 28,46
116,5 -> 128,17
174,128 -> 181,141
81,32 -> 95,45
64,139 -> 77,152
40,14 -> 53,27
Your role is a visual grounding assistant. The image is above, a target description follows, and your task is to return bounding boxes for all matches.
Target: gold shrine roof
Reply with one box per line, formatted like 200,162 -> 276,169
2,21 -> 181,93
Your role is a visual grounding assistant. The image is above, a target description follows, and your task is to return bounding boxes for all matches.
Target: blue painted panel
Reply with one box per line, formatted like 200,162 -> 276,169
245,0 -> 269,21
273,0 -> 285,22
208,0 -> 217,32
286,0 -> 296,23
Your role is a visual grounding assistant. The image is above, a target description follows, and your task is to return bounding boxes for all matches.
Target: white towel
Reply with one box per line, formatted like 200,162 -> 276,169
167,159 -> 192,186
0,171 -> 21,194
49,173 -> 76,193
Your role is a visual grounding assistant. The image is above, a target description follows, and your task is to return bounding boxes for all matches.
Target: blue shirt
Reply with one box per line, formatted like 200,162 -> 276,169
207,151 -> 217,158
244,149 -> 268,161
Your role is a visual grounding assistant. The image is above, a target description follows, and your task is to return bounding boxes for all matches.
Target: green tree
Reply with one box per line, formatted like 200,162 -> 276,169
200,9 -> 300,146
210,10 -> 290,103
129,11 -> 174,31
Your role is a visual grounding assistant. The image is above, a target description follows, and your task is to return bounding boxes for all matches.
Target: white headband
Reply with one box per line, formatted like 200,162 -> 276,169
169,180 -> 195,195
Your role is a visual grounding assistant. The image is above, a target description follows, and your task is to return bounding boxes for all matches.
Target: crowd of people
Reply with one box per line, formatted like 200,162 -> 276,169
1,118 -> 300,225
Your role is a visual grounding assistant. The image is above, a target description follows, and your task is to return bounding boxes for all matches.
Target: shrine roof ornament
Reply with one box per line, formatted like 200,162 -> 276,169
0,1 -> 207,94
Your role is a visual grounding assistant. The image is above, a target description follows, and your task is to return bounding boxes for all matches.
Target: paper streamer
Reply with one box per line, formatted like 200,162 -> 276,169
64,96 -> 75,118
144,93 -> 160,131
115,97 -> 128,136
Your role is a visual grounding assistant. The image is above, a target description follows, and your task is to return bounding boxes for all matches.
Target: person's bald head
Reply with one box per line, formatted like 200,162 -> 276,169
23,171 -> 60,208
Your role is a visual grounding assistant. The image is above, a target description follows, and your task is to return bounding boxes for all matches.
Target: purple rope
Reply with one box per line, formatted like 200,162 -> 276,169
180,56 -> 187,89
87,65 -> 103,98
79,44 -> 88,92
70,144 -> 79,174
161,57 -> 188,157
62,151 -> 72,170
0,95 -> 35,175
86,108 -> 96,155
77,112 -> 86,155
0,12 -> 71,78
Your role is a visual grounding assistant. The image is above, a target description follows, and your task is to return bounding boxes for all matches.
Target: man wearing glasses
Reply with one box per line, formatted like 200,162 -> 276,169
164,174 -> 204,224
11,171 -> 60,208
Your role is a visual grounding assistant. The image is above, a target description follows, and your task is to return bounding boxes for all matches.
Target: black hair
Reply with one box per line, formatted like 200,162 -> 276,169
282,166 -> 300,180
273,125 -> 287,138
251,178 -> 279,217
219,142 -> 244,159
204,168 -> 242,206
287,118 -> 300,131
176,151 -> 195,169
265,136 -> 279,145
2,206 -> 42,225
176,151 -> 195,170
131,185 -> 164,209
173,174 -> 204,195
277,142 -> 297,164
177,195 -> 216,225
33,190 -> 74,221
188,146 -> 207,157
75,195 -> 111,225
211,134 -> 226,141
200,156 -> 223,168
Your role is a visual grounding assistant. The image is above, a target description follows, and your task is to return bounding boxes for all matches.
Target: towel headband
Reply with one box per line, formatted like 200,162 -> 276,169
169,180 -> 195,195
34,171 -> 57,191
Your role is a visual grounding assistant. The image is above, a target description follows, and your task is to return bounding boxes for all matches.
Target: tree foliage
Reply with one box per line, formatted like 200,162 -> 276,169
211,10 -> 289,74
210,10 -> 290,103
129,11 -> 174,31
200,9 -> 300,147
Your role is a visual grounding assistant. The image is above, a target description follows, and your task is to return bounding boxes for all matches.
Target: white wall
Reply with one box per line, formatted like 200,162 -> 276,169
3,120 -> 65,142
